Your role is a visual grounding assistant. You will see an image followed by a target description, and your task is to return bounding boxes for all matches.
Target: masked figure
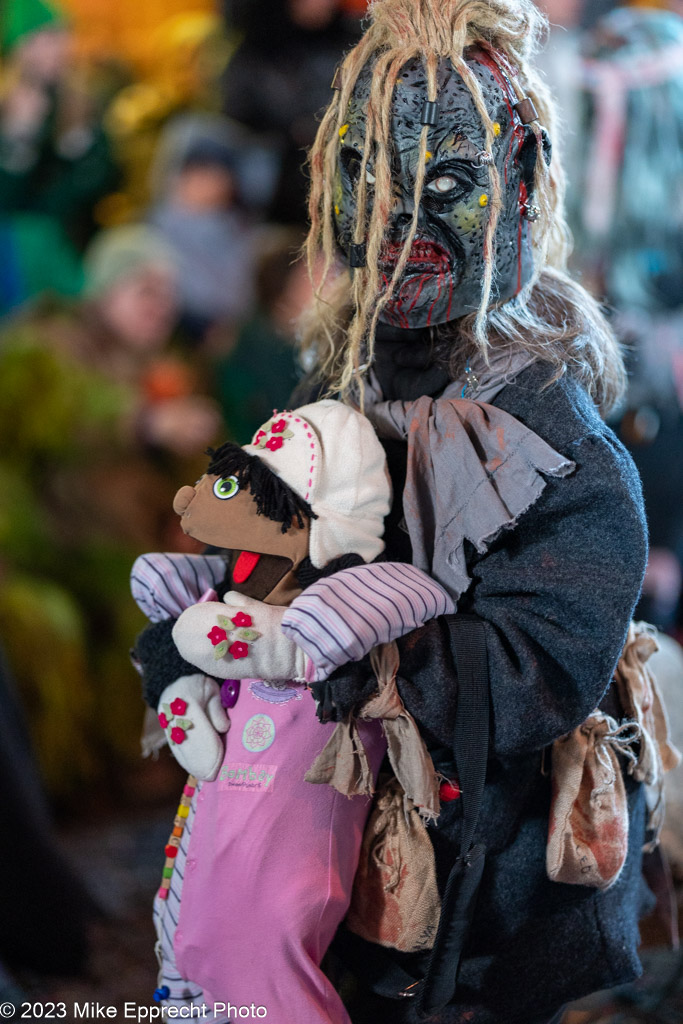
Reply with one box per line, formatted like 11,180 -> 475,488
290,2 -> 654,1023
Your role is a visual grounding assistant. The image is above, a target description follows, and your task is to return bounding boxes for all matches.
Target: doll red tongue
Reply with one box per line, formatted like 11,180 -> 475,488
233,551 -> 261,583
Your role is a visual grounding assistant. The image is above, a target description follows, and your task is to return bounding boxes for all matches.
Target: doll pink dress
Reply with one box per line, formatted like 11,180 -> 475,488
171,678 -> 385,1023
134,551 -> 448,1022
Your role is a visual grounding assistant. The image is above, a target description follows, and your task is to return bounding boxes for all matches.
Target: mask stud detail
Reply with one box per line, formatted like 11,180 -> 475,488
513,97 -> 538,124
421,100 -> 439,126
349,242 -> 367,268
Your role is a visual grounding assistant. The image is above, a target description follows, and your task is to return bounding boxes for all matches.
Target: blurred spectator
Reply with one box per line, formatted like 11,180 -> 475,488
220,0 -> 363,222
0,0 -> 120,249
213,226 -> 310,439
148,114 -> 259,344
102,12 -> 233,223
0,225 -> 222,803
573,6 -> 683,631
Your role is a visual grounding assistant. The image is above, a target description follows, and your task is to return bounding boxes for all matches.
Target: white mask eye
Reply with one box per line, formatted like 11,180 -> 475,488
426,175 -> 458,194
213,475 -> 240,500
366,167 -> 376,185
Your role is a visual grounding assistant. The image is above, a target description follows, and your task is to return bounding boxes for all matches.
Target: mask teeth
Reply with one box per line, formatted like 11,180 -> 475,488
477,150 -> 493,166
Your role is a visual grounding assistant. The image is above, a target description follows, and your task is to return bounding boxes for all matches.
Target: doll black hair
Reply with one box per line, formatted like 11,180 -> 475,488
206,442 -> 317,533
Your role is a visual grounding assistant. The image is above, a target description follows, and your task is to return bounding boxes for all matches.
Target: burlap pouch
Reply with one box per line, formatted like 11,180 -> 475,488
613,621 -> 682,846
305,640 -> 440,821
306,641 -> 441,951
345,776 -> 441,952
547,712 -> 639,890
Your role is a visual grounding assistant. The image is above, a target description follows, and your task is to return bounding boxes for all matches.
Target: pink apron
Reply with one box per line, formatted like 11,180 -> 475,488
175,679 -> 386,1023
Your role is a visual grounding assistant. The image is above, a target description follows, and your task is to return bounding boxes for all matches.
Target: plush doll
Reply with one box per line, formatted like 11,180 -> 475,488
131,399 -> 452,1024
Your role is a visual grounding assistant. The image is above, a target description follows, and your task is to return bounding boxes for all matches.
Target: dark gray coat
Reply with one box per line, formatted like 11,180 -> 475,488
321,362 -> 651,1024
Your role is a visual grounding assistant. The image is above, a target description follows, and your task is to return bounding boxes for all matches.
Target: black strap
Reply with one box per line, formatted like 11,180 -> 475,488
448,616 -> 490,859
417,616 -> 490,1017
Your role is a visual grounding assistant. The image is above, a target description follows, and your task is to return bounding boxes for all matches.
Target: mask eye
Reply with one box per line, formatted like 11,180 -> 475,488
213,476 -> 239,500
341,146 -> 362,183
426,175 -> 459,195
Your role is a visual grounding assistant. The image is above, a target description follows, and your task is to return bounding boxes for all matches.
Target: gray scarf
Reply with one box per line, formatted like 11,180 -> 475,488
364,352 -> 576,602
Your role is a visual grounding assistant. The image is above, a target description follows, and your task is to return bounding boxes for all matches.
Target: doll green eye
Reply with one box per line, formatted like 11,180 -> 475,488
213,476 -> 239,500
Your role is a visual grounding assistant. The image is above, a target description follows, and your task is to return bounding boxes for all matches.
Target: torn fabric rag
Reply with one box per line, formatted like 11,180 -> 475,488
364,380 -> 576,602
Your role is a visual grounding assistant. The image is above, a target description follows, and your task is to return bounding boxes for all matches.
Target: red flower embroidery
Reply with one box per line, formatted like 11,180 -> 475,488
265,436 -> 284,452
158,712 -> 169,729
170,727 -> 186,744
170,697 -> 188,716
254,430 -> 266,442
229,640 -> 249,659
271,419 -> 287,433
231,611 -> 252,628
208,626 -> 228,646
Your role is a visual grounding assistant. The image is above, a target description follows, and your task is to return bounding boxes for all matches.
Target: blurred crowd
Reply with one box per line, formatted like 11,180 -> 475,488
0,0 -> 681,1002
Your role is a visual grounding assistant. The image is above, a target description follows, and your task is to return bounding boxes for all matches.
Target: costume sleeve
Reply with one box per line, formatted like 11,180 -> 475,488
316,429 -> 647,759
133,619 -> 205,709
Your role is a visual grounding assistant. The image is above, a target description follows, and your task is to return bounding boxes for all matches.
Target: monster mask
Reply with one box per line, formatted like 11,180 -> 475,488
333,47 -> 548,329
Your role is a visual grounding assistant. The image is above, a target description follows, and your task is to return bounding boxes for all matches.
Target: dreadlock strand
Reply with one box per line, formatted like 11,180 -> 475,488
451,54 -> 500,352
342,48 -> 411,396
365,54 -> 436,344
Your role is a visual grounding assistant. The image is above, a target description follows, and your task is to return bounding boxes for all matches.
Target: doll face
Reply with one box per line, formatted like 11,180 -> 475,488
333,52 -> 538,328
174,474 -> 310,604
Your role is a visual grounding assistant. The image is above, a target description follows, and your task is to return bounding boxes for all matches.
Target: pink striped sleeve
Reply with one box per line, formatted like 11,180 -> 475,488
281,562 -> 454,681
131,553 -> 226,622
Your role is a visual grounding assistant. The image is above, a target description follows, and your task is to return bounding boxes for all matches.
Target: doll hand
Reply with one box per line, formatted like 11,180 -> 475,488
157,674 -> 229,781
281,562 -> 454,681
172,595 -> 307,683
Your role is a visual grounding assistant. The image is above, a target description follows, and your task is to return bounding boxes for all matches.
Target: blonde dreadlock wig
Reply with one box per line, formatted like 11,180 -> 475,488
302,0 -> 626,415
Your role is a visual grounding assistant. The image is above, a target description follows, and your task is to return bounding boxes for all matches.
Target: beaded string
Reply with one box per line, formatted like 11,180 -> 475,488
157,773 -> 198,901
461,363 -> 481,398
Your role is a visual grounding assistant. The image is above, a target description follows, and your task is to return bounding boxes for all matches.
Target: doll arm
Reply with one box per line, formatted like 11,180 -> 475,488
280,561 -> 454,682
131,552 -> 227,622
131,552 -> 227,708
171,564 -> 453,685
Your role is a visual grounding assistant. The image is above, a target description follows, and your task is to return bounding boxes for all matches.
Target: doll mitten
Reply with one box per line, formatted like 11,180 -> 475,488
281,561 -> 454,681
172,595 -> 307,683
157,674 -> 229,781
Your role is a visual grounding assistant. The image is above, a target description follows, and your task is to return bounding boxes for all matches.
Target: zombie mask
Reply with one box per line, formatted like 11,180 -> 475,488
333,48 -> 547,328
